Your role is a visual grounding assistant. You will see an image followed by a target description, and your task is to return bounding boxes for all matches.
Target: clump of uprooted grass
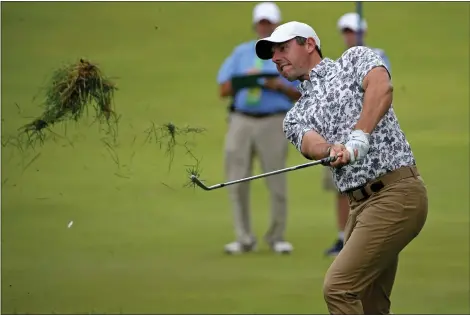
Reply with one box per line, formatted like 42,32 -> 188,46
20,59 -> 118,140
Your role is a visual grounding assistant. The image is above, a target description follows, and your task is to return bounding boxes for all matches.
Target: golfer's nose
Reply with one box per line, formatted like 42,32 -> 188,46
272,50 -> 280,62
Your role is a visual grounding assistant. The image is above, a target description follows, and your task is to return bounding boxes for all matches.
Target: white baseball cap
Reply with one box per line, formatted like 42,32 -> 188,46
337,12 -> 367,32
253,2 -> 281,24
255,21 -> 321,60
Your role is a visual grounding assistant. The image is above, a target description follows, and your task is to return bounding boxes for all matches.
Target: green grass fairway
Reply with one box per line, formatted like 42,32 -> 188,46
1,2 -> 469,314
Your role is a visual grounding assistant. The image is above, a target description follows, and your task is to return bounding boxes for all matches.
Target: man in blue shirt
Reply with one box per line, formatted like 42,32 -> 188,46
217,2 -> 301,255
323,12 -> 392,257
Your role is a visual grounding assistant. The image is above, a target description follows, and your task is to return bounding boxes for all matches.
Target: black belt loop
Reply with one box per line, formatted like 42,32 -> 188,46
360,186 -> 369,199
370,180 -> 385,192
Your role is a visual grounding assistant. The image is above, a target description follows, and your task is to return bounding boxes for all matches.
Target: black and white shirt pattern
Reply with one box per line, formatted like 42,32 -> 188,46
283,46 -> 416,192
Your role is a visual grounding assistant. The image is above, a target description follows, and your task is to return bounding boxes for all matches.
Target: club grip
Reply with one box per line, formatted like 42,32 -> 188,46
321,155 -> 338,165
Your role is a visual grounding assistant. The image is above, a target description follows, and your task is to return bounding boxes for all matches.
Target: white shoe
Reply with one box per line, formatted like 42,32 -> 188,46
224,241 -> 257,254
272,241 -> 293,254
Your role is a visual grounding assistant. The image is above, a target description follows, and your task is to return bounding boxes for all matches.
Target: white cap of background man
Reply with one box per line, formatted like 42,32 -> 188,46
252,2 -> 281,24
255,21 -> 321,60
337,12 -> 367,32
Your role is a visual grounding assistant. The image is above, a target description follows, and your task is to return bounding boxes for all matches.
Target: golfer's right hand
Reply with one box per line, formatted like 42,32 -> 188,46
329,144 -> 355,168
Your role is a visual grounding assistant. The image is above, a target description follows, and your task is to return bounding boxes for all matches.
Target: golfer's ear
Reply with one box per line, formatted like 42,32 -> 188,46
307,38 -> 316,53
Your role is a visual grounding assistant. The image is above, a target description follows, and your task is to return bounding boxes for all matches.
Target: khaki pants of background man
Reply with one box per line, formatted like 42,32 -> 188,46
323,167 -> 337,191
224,112 -> 288,246
323,167 -> 428,315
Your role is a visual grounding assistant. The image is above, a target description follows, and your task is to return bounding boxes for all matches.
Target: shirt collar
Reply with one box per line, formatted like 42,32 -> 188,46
311,58 -> 337,78
298,58 -> 340,93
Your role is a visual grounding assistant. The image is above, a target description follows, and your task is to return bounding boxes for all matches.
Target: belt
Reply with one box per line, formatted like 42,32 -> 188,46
346,166 -> 419,202
233,110 -> 287,119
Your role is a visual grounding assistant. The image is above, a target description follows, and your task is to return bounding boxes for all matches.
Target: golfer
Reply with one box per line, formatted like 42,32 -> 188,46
324,12 -> 392,257
216,2 -> 300,254
255,21 -> 428,314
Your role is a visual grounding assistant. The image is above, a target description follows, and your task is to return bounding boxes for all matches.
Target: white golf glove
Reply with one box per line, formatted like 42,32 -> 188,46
345,130 -> 370,164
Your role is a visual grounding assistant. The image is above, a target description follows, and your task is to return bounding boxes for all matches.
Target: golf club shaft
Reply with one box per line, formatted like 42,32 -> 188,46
199,156 -> 336,190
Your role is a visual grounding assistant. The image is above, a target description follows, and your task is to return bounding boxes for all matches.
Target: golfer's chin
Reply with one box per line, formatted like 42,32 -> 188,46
281,69 -> 297,82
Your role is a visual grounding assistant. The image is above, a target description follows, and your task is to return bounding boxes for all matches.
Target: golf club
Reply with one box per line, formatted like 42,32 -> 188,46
190,155 -> 337,191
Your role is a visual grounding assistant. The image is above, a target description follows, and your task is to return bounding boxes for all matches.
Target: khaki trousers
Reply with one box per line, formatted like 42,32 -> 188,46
224,112 -> 288,245
323,167 -> 428,314
323,167 -> 338,191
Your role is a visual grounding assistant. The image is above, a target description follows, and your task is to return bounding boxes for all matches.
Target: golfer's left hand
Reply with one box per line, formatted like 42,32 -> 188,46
329,144 -> 353,168
345,130 -> 370,163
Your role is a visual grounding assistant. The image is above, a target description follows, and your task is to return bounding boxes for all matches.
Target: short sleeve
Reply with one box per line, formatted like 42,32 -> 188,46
216,47 -> 239,84
346,46 -> 391,89
283,106 -> 314,155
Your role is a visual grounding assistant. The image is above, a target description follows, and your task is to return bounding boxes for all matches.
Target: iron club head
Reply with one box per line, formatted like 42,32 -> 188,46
190,175 -> 210,190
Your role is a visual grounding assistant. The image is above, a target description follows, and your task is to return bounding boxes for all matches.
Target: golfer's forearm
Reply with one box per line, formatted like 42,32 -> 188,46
302,142 -> 332,160
300,131 -> 331,160
354,83 -> 393,134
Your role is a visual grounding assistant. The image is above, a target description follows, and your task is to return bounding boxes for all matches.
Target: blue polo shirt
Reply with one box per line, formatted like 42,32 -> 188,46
217,40 -> 300,115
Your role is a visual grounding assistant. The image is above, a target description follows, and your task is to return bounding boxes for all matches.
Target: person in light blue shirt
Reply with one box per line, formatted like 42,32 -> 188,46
323,12 -> 393,257
216,2 -> 301,255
